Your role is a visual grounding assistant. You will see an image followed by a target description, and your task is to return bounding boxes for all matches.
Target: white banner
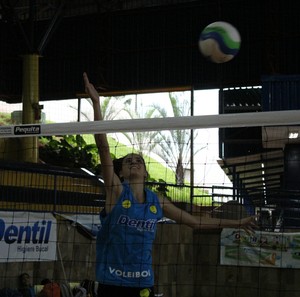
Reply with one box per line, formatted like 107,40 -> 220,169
0,211 -> 57,262
221,228 -> 300,268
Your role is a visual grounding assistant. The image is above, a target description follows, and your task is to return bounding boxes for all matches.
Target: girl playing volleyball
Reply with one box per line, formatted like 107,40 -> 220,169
83,72 -> 256,297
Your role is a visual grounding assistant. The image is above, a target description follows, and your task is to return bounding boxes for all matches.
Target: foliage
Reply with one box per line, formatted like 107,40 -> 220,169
39,133 -> 175,181
0,112 -> 12,125
39,135 -> 101,174
39,130 -> 174,181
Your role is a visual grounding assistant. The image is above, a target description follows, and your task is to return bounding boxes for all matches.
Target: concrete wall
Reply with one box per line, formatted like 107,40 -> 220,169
193,229 -> 300,297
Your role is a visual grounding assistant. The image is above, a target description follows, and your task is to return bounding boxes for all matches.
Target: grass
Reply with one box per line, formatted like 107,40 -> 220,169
83,134 -> 176,183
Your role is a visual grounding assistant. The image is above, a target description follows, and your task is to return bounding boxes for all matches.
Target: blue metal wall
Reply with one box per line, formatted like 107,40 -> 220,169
262,75 -> 300,111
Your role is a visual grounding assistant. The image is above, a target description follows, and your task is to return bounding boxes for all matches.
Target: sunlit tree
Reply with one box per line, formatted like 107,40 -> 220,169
152,92 -> 204,185
73,95 -> 159,156
121,100 -> 159,155
79,96 -> 133,121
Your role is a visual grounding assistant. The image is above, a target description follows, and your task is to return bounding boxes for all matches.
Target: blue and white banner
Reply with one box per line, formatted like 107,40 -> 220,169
221,228 -> 300,268
0,211 -> 57,262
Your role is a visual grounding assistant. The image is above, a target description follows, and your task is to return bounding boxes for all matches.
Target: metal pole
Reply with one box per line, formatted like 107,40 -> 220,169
22,54 -> 40,162
190,87 -> 194,212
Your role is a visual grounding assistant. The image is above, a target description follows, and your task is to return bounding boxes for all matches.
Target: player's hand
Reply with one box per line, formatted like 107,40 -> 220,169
83,72 -> 99,103
240,216 -> 258,235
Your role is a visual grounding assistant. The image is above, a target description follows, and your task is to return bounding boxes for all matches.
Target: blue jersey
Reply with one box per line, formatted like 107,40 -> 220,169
96,182 -> 163,287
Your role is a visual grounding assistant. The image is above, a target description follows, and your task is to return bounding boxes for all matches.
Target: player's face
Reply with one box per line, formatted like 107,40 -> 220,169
121,154 -> 147,179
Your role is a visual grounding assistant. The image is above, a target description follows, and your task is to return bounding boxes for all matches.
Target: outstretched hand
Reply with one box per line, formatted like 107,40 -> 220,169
240,216 -> 258,235
83,72 -> 99,103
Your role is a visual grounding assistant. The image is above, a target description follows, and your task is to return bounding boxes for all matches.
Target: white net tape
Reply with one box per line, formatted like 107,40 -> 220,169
1,110 -> 300,138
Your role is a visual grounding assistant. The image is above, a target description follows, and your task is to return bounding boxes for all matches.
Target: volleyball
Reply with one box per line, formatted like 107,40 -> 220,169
198,21 -> 241,63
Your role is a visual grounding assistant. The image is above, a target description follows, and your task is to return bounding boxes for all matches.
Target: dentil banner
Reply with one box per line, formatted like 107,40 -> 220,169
0,211 -> 57,262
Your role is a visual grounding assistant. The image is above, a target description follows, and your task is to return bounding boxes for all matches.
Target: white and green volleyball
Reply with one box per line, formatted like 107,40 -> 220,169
198,21 -> 241,63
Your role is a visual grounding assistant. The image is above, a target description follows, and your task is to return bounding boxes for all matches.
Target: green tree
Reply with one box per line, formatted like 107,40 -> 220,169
0,112 -> 12,125
120,98 -> 159,155
78,96 -> 133,121
74,95 -> 160,155
39,96 -> 136,174
152,93 -> 204,185
39,134 -> 101,173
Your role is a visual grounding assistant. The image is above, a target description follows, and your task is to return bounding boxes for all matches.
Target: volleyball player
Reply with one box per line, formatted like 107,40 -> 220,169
83,72 -> 256,297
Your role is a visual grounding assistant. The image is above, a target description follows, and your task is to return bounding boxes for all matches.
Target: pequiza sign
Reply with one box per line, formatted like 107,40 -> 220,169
0,212 -> 57,262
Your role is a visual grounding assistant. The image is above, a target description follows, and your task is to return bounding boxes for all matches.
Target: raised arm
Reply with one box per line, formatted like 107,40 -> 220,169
83,72 -> 122,212
160,196 -> 256,233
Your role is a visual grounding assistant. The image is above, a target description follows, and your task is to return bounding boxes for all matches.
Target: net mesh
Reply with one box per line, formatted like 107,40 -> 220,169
1,95 -> 300,296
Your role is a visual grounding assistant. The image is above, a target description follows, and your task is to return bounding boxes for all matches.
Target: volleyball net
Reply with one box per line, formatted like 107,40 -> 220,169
1,108 -> 300,296
1,109 -> 300,136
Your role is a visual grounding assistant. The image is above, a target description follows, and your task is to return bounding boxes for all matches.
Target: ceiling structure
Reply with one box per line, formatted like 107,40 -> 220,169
1,0 -> 300,227
1,0 -> 300,103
